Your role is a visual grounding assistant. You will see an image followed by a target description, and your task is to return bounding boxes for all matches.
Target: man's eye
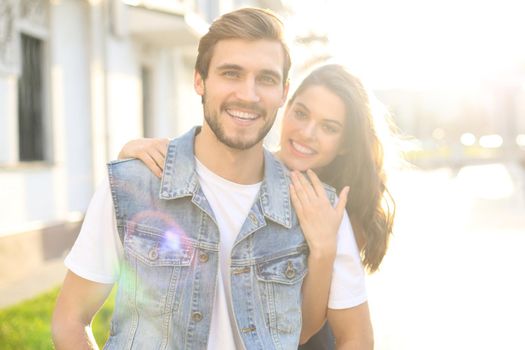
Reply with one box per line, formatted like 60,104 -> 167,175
223,71 -> 240,78
259,75 -> 277,85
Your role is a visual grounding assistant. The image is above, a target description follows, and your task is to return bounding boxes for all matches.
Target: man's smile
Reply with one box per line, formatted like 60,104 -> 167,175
226,109 -> 260,121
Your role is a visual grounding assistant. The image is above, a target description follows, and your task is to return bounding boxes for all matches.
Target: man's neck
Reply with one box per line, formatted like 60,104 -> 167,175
194,127 -> 264,185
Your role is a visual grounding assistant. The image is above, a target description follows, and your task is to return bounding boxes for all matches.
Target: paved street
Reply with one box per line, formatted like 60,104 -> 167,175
368,163 -> 525,350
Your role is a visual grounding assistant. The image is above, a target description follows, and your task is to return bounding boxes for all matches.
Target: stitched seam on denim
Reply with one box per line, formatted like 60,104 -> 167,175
107,164 -> 125,244
231,244 -> 308,266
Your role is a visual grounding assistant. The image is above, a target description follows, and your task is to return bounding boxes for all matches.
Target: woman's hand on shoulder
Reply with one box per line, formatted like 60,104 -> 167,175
118,138 -> 169,178
289,169 -> 349,259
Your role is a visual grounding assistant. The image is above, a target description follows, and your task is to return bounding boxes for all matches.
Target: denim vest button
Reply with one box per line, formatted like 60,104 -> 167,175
241,325 -> 257,333
285,261 -> 296,279
148,248 -> 159,260
249,213 -> 258,225
199,252 -> 209,263
192,311 -> 203,322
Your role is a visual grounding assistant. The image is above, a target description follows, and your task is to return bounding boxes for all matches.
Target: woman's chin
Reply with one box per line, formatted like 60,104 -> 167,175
285,161 -> 310,172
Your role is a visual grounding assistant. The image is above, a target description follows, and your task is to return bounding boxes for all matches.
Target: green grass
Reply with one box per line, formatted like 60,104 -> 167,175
0,286 -> 115,349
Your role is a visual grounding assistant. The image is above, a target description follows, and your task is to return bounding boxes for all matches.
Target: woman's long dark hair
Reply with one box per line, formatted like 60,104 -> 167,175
289,64 -> 396,273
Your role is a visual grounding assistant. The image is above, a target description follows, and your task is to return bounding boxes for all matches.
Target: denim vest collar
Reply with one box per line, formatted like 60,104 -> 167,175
159,126 -> 293,229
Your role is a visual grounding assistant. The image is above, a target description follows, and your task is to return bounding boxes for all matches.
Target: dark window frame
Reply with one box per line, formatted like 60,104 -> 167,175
17,32 -> 46,162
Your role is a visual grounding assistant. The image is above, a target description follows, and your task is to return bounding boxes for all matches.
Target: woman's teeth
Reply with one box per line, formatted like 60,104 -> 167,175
291,141 -> 315,155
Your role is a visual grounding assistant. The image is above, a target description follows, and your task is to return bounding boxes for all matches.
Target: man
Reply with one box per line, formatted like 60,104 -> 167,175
52,8 -> 372,349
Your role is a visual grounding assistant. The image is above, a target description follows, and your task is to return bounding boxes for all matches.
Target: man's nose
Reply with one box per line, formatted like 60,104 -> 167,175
236,78 -> 260,102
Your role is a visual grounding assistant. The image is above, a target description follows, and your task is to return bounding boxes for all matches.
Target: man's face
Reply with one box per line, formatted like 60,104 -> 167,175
195,39 -> 289,150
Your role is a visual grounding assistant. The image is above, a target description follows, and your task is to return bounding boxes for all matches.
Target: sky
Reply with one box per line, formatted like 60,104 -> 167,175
286,0 -> 525,89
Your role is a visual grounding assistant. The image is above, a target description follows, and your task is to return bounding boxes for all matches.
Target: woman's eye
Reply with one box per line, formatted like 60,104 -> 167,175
322,124 -> 339,134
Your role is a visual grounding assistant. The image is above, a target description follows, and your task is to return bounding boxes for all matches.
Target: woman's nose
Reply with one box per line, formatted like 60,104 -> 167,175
301,121 -> 317,140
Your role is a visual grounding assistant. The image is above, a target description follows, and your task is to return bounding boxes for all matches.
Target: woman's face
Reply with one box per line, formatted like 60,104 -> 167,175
279,85 -> 347,171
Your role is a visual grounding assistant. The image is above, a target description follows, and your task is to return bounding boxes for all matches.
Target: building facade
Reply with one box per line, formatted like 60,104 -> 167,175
0,0 -> 221,299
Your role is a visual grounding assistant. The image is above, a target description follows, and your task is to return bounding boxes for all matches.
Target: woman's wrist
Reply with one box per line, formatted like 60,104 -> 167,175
307,245 -> 337,263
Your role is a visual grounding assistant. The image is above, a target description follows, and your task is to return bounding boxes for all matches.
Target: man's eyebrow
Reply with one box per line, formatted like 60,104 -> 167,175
216,64 -> 243,71
215,65 -> 282,81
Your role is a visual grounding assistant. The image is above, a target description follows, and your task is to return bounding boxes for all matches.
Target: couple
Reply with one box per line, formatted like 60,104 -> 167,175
52,7 -> 394,350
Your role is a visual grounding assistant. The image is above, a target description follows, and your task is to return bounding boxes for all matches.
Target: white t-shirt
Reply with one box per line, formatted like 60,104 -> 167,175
65,160 -> 367,349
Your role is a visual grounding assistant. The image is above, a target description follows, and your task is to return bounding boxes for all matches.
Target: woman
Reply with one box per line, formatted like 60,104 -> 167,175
119,64 -> 396,348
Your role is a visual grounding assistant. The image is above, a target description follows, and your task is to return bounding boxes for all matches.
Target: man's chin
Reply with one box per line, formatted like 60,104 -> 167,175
213,128 -> 267,149
221,137 -> 261,151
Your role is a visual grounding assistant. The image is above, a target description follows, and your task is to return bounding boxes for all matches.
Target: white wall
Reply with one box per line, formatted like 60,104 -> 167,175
105,38 -> 142,158
150,48 -> 177,137
173,48 -> 203,136
49,0 -> 94,213
0,75 -> 17,164
88,0 -> 110,186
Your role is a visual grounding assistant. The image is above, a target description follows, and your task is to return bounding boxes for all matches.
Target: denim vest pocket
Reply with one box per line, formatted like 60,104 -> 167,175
122,223 -> 196,316
255,251 -> 307,336
255,251 -> 307,284
125,224 -> 195,267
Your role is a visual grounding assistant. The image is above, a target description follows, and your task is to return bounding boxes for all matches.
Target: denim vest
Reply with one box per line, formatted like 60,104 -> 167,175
104,127 -> 335,350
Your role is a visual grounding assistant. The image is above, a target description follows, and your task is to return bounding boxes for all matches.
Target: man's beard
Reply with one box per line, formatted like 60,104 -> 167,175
202,91 -> 275,150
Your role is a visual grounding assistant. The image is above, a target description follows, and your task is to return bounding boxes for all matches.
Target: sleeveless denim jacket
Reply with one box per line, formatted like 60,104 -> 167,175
104,127 -> 336,350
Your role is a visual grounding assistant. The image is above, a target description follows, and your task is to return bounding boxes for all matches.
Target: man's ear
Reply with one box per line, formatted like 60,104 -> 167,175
194,70 -> 205,96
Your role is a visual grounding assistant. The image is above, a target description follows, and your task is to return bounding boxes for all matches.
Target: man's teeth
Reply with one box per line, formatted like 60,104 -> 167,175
291,141 -> 315,155
228,110 -> 258,120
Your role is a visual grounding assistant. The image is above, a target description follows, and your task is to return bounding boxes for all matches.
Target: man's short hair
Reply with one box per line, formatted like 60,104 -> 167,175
195,7 -> 291,85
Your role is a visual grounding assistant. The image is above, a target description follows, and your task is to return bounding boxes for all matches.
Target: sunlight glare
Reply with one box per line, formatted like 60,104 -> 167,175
455,163 -> 514,199
460,133 -> 476,146
479,134 -> 503,149
516,134 -> 525,149
293,0 -> 525,89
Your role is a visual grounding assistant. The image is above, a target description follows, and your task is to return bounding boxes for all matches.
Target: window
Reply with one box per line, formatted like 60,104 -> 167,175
141,66 -> 153,137
18,33 -> 45,161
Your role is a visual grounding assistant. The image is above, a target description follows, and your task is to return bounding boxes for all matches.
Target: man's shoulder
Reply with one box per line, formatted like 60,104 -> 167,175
107,158 -> 159,182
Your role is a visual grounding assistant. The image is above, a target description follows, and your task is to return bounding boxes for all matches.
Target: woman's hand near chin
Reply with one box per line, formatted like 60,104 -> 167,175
289,169 -> 349,258
118,138 -> 169,178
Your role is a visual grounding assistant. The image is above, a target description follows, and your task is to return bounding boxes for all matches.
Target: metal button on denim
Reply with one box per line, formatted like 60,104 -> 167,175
192,311 -> 203,322
148,247 -> 159,260
285,261 -> 296,279
249,213 -> 258,225
199,252 -> 209,263
241,325 -> 257,333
